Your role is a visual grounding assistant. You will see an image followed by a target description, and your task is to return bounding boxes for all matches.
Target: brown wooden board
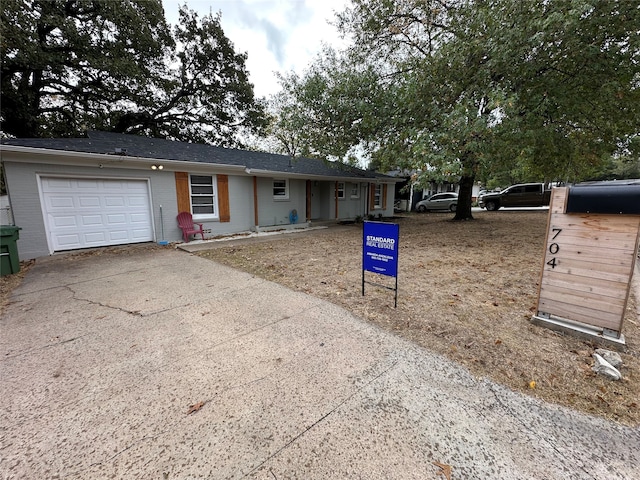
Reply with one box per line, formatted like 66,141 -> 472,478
536,187 -> 640,335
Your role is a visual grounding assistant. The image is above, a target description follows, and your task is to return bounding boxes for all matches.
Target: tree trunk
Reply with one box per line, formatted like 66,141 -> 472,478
453,174 -> 475,221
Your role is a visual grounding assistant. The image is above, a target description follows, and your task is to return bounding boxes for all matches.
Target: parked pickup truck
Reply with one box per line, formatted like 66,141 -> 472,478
478,183 -> 552,211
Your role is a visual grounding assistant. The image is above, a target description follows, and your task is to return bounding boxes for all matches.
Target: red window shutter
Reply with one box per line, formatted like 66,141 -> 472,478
217,174 -> 230,222
383,184 -> 388,209
175,172 -> 190,213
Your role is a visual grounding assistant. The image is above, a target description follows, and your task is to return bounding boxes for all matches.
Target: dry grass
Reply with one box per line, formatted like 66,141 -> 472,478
196,211 -> 640,426
0,259 -> 34,317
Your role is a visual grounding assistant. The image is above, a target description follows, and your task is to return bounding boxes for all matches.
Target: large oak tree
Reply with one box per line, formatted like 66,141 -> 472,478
1,0 -> 266,146
270,0 -> 640,219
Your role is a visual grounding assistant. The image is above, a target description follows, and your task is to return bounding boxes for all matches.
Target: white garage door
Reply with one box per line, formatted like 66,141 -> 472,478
41,177 -> 153,252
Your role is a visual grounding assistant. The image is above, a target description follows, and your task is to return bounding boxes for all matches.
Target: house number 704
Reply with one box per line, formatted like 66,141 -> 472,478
546,228 -> 562,269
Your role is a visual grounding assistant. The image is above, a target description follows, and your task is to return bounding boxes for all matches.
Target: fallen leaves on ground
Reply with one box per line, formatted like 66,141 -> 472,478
433,461 -> 452,480
187,401 -> 206,415
0,260 -> 35,316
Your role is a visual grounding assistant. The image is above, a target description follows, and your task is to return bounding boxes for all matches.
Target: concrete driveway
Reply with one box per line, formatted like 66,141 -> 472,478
1,246 -> 638,479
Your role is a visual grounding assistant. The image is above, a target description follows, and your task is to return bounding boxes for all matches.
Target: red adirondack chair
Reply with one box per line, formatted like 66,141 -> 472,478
177,212 -> 205,242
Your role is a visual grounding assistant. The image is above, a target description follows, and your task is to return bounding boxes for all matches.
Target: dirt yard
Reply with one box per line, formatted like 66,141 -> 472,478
196,211 -> 640,426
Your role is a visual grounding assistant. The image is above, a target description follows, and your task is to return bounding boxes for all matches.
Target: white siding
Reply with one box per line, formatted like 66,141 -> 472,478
256,177 -> 306,226
0,195 -> 12,224
331,181 -> 368,220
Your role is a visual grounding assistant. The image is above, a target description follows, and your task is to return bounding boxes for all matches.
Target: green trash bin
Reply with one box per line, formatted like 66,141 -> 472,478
0,225 -> 22,276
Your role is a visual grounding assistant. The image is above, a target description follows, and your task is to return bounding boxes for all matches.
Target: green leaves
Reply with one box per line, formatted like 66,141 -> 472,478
1,1 -> 265,146
109,7 -> 265,147
276,0 -> 638,203
266,54 -> 385,162
1,0 -> 171,138
266,0 -> 639,220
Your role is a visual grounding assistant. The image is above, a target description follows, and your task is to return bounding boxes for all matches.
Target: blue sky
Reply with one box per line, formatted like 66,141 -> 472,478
162,1 -> 348,98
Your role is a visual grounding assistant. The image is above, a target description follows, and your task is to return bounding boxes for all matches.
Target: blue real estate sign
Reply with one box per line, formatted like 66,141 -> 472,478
363,221 -> 399,277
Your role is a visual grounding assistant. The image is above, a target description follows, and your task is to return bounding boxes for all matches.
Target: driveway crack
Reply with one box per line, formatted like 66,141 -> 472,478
64,285 -> 144,317
2,334 -> 91,359
10,268 -> 151,299
242,359 -> 399,478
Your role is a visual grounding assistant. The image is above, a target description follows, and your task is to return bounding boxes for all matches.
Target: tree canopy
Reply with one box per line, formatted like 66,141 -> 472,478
1,0 -> 266,146
268,0 -> 640,219
266,54 -> 383,165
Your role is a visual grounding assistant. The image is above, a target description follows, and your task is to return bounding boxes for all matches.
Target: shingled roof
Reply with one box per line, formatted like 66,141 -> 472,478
2,131 -> 391,181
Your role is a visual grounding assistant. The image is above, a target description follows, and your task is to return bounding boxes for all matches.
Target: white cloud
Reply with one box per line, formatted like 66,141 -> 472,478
163,0 -> 347,98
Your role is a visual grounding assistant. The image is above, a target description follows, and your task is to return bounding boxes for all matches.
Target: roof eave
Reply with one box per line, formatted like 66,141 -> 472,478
244,167 -> 397,182
0,144 -> 246,174
0,144 -> 400,181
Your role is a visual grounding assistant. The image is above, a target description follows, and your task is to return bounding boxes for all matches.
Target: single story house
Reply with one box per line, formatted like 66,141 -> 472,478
1,131 -> 398,260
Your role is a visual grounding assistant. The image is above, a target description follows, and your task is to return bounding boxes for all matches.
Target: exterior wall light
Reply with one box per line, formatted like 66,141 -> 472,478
151,165 -> 164,170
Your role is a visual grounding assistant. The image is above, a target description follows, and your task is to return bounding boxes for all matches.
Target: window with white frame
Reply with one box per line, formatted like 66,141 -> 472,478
350,182 -> 360,199
373,184 -> 383,208
190,175 -> 218,218
273,179 -> 289,199
337,182 -> 345,199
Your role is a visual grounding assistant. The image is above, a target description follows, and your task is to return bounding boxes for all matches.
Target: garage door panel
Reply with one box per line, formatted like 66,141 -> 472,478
130,213 -> 150,223
104,180 -> 127,189
109,230 -> 129,241
131,228 -> 152,240
57,234 -> 82,247
41,177 -> 153,252
82,214 -> 105,226
84,231 -> 107,243
51,215 -> 78,228
124,182 -> 147,191
78,196 -> 101,208
104,196 -> 126,207
48,196 -> 75,209
44,178 -> 73,190
127,196 -> 148,207
77,179 -> 100,189
106,214 -> 127,225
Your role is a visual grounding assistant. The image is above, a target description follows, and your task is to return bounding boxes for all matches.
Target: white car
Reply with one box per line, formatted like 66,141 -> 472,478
415,192 -> 458,212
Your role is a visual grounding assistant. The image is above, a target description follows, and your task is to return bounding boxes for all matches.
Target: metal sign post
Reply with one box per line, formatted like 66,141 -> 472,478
362,221 -> 400,307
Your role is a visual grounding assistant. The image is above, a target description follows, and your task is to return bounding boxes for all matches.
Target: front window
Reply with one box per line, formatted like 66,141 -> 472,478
190,175 -> 217,218
337,182 -> 345,199
350,183 -> 360,199
374,184 -> 383,208
273,179 -> 289,199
